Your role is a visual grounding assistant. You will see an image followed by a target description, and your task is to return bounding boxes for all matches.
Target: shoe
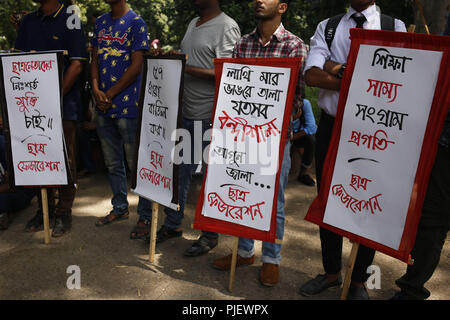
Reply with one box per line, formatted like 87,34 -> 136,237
130,219 -> 151,240
389,291 -> 413,300
299,274 -> 342,297
212,254 -> 255,271
298,174 -> 316,186
52,216 -> 71,237
95,210 -> 129,227
25,212 -> 44,232
0,212 -> 9,230
260,263 -> 279,287
348,284 -> 369,300
152,225 -> 182,244
184,235 -> 218,257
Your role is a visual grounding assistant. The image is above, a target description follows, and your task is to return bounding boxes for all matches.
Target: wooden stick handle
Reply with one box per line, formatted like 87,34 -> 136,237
41,188 -> 50,244
228,236 -> 240,292
415,0 -> 431,35
340,242 -> 360,300
149,202 -> 159,263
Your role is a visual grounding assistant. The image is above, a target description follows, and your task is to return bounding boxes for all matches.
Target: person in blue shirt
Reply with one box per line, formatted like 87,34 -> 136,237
91,0 -> 153,240
291,99 -> 317,186
14,0 -> 88,237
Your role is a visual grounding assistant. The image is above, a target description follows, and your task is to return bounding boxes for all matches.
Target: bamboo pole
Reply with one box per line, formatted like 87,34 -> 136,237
149,202 -> 159,263
228,236 -> 240,292
340,242 -> 360,300
41,188 -> 50,244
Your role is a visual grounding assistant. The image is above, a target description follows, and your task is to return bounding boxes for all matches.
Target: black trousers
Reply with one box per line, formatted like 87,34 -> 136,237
315,111 -> 375,283
293,134 -> 315,168
395,144 -> 450,299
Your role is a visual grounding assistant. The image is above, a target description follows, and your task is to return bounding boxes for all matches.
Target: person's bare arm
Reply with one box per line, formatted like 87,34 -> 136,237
185,65 -> 215,82
105,50 -> 145,103
90,47 -> 110,111
62,60 -> 83,96
305,66 -> 341,91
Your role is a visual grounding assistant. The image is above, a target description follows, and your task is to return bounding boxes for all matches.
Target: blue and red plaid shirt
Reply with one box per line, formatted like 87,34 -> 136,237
232,23 -> 307,114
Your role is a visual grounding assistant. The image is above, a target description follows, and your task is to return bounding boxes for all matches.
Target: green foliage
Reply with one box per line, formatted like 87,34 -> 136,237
0,0 -> 415,50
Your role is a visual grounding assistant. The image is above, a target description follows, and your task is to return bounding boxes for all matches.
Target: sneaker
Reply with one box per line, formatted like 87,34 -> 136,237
299,274 -> 342,297
184,235 -> 218,257
212,254 -> 255,271
260,263 -> 279,287
348,284 -> 369,300
52,216 -> 72,237
0,212 -> 9,230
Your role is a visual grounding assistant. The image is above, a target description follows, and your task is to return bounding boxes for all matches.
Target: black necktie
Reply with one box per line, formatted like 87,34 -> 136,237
351,13 -> 367,29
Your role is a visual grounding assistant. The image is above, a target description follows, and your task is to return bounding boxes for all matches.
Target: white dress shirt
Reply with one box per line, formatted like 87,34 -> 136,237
304,4 -> 407,117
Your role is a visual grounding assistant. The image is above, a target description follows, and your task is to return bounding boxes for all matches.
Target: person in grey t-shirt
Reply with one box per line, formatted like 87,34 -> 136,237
152,0 -> 241,257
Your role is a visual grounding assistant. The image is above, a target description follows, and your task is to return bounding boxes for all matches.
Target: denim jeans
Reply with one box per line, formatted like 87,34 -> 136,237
96,115 -> 152,220
163,118 -> 218,239
238,141 -> 292,265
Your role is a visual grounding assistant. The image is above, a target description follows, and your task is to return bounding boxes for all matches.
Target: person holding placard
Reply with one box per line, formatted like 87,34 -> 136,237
390,26 -> 450,300
91,0 -> 153,239
14,0 -> 88,237
212,0 -> 307,287
153,0 -> 241,257
299,0 -> 406,299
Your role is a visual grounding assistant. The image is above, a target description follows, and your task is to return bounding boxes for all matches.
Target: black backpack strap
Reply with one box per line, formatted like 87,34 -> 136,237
325,13 -> 345,51
380,14 -> 395,31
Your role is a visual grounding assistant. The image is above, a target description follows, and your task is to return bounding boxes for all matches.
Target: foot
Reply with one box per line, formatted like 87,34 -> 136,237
95,211 -> 129,227
260,263 -> 279,287
0,212 -> 9,230
152,225 -> 182,244
348,284 -> 369,300
184,235 -> 218,257
299,274 -> 342,297
130,219 -> 151,240
25,212 -> 44,232
298,174 -> 316,186
52,216 -> 71,237
212,254 -> 255,271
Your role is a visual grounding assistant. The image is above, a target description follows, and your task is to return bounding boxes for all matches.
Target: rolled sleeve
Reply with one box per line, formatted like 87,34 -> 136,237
304,19 -> 330,74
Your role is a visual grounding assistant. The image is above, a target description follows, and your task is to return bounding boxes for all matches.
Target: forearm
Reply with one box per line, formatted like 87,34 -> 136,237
305,67 -> 341,91
185,65 -> 215,82
62,60 -> 83,96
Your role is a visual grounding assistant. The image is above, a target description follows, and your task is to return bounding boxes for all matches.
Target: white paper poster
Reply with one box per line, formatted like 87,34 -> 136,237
201,63 -> 291,231
133,57 -> 183,210
1,52 -> 68,186
323,45 -> 443,250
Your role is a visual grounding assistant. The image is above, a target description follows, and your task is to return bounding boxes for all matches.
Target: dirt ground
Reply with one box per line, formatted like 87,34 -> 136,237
0,154 -> 448,300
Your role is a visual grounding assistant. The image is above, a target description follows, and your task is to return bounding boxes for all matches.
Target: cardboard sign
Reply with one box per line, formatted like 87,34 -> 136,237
306,30 -> 450,262
194,58 -> 302,243
0,51 -> 69,187
131,55 -> 185,210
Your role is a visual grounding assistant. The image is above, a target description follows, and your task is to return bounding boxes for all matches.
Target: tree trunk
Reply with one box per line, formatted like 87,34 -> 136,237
413,0 -> 450,34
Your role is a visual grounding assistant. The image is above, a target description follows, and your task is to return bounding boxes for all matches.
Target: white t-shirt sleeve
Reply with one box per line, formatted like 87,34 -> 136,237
304,19 -> 331,75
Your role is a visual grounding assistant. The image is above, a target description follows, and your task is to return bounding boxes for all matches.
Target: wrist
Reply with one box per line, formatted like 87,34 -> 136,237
337,63 -> 347,79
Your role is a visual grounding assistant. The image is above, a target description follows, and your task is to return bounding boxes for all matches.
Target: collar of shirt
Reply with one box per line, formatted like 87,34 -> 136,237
36,3 -> 64,20
345,4 -> 378,26
250,23 -> 287,47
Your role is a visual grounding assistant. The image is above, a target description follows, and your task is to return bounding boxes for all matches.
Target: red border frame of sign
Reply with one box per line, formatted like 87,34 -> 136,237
305,29 -> 450,263
193,57 -> 302,243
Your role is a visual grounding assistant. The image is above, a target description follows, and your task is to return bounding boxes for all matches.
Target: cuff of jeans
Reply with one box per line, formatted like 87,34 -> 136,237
238,247 -> 255,258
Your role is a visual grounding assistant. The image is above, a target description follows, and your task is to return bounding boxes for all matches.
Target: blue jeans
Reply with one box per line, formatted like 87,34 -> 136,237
164,118 -> 218,239
96,115 -> 152,220
238,141 -> 292,265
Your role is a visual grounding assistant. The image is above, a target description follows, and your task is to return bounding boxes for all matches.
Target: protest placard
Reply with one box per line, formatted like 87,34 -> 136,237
131,55 -> 185,211
305,29 -> 450,263
0,51 -> 69,187
194,57 -> 302,244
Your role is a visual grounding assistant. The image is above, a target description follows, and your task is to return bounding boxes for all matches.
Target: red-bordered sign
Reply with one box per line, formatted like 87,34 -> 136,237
305,29 -> 450,263
194,57 -> 302,243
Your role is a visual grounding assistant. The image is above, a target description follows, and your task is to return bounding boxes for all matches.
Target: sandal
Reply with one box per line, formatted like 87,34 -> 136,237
95,210 -> 129,227
130,219 -> 151,240
184,235 -> 218,257
150,225 -> 182,244
25,212 -> 44,232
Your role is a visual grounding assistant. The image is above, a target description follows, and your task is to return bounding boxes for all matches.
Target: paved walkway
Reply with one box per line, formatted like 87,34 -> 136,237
0,166 -> 448,300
